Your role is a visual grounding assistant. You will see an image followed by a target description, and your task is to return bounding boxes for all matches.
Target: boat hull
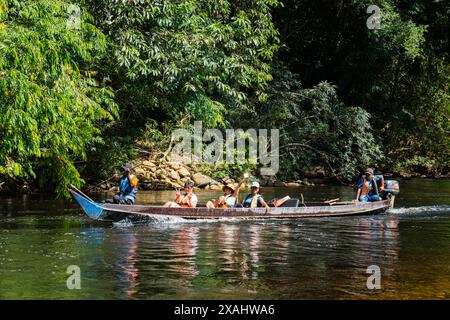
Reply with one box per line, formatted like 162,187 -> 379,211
70,187 -> 393,223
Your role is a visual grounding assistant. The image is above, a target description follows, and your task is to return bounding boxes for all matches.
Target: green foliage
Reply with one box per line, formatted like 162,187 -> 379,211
274,0 -> 449,176
88,0 -> 280,128
199,160 -> 258,182
238,63 -> 383,181
1,0 -> 448,196
0,0 -> 117,196
83,134 -> 137,181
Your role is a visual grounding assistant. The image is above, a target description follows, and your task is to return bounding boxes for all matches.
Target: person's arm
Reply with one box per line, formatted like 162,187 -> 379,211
188,194 -> 198,208
355,188 -> 361,202
216,196 -> 225,207
379,175 -> 385,191
125,169 -> 133,186
175,189 -> 181,203
355,176 -> 363,201
232,179 -> 245,198
258,196 -> 270,209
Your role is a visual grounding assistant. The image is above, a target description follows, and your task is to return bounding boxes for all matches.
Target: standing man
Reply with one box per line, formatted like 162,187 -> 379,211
355,168 -> 381,202
106,163 -> 138,204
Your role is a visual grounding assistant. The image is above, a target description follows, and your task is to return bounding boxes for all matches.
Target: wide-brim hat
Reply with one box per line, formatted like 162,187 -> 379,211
222,183 -> 237,193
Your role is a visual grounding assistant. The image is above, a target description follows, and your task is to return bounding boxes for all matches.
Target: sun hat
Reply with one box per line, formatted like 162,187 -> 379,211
222,183 -> 237,193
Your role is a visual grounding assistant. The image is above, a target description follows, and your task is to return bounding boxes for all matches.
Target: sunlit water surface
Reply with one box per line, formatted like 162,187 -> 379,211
0,178 -> 449,299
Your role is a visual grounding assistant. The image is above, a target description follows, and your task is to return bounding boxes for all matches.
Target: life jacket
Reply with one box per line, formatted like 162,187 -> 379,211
119,175 -> 138,198
361,176 -> 378,196
243,194 -> 263,208
177,194 -> 194,208
215,194 -> 237,208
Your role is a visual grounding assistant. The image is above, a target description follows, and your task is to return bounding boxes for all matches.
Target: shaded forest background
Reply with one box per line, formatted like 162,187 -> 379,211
0,0 -> 448,196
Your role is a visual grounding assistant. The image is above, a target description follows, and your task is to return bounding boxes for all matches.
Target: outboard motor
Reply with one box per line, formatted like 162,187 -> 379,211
382,180 -> 400,199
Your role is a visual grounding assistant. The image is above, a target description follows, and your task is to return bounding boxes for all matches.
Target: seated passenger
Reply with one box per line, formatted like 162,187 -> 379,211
164,181 -> 198,208
242,181 -> 270,209
206,179 -> 245,209
355,168 -> 381,202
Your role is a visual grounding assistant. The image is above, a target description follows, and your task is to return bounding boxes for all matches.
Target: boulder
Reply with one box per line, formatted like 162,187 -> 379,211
168,162 -> 181,171
134,167 -> 146,176
142,160 -> 156,168
140,183 -> 152,190
274,181 -> 286,187
222,177 -> 235,184
168,170 -> 180,181
286,182 -> 301,187
144,171 -> 156,180
178,167 -> 191,177
259,180 -> 268,187
155,169 -> 166,179
192,173 -> 217,186
209,184 -> 223,191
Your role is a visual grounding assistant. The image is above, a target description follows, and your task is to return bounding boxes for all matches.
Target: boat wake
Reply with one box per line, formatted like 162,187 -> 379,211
388,205 -> 450,215
112,215 -> 221,227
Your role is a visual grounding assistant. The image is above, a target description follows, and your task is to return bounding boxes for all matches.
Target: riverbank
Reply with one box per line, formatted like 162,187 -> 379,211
1,157 -> 449,195
77,157 -> 450,192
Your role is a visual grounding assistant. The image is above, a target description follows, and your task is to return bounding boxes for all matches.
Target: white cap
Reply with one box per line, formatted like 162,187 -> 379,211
251,181 -> 260,188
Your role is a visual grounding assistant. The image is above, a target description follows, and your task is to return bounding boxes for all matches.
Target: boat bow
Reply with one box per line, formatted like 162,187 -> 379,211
70,186 -> 104,220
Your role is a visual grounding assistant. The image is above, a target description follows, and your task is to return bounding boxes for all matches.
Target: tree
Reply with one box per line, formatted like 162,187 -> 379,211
273,0 -> 449,175
0,0 -> 117,196
87,0 -> 280,128
237,63 -> 383,181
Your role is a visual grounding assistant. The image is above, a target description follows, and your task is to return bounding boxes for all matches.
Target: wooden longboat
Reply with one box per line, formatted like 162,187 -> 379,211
70,186 -> 394,223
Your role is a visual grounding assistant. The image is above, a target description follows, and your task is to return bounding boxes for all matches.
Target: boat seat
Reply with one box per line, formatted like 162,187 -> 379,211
278,198 -> 300,207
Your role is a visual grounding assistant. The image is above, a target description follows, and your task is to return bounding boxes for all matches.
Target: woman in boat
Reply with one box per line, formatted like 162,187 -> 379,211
164,180 -> 198,208
206,179 -> 245,209
241,181 -> 270,209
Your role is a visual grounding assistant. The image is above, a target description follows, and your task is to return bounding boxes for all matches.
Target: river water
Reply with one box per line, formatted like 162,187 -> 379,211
0,178 -> 449,299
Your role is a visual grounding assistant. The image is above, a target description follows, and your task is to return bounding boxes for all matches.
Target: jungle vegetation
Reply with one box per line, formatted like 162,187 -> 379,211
0,0 -> 448,196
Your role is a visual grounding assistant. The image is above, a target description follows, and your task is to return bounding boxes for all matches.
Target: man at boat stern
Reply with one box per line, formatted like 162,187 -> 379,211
106,163 -> 138,205
355,168 -> 381,202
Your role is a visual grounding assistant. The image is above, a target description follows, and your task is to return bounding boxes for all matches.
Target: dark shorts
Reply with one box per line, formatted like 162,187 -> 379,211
105,194 -> 135,205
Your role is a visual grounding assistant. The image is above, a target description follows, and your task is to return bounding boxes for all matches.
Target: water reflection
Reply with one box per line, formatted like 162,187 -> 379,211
170,226 -> 199,277
0,178 -> 449,299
